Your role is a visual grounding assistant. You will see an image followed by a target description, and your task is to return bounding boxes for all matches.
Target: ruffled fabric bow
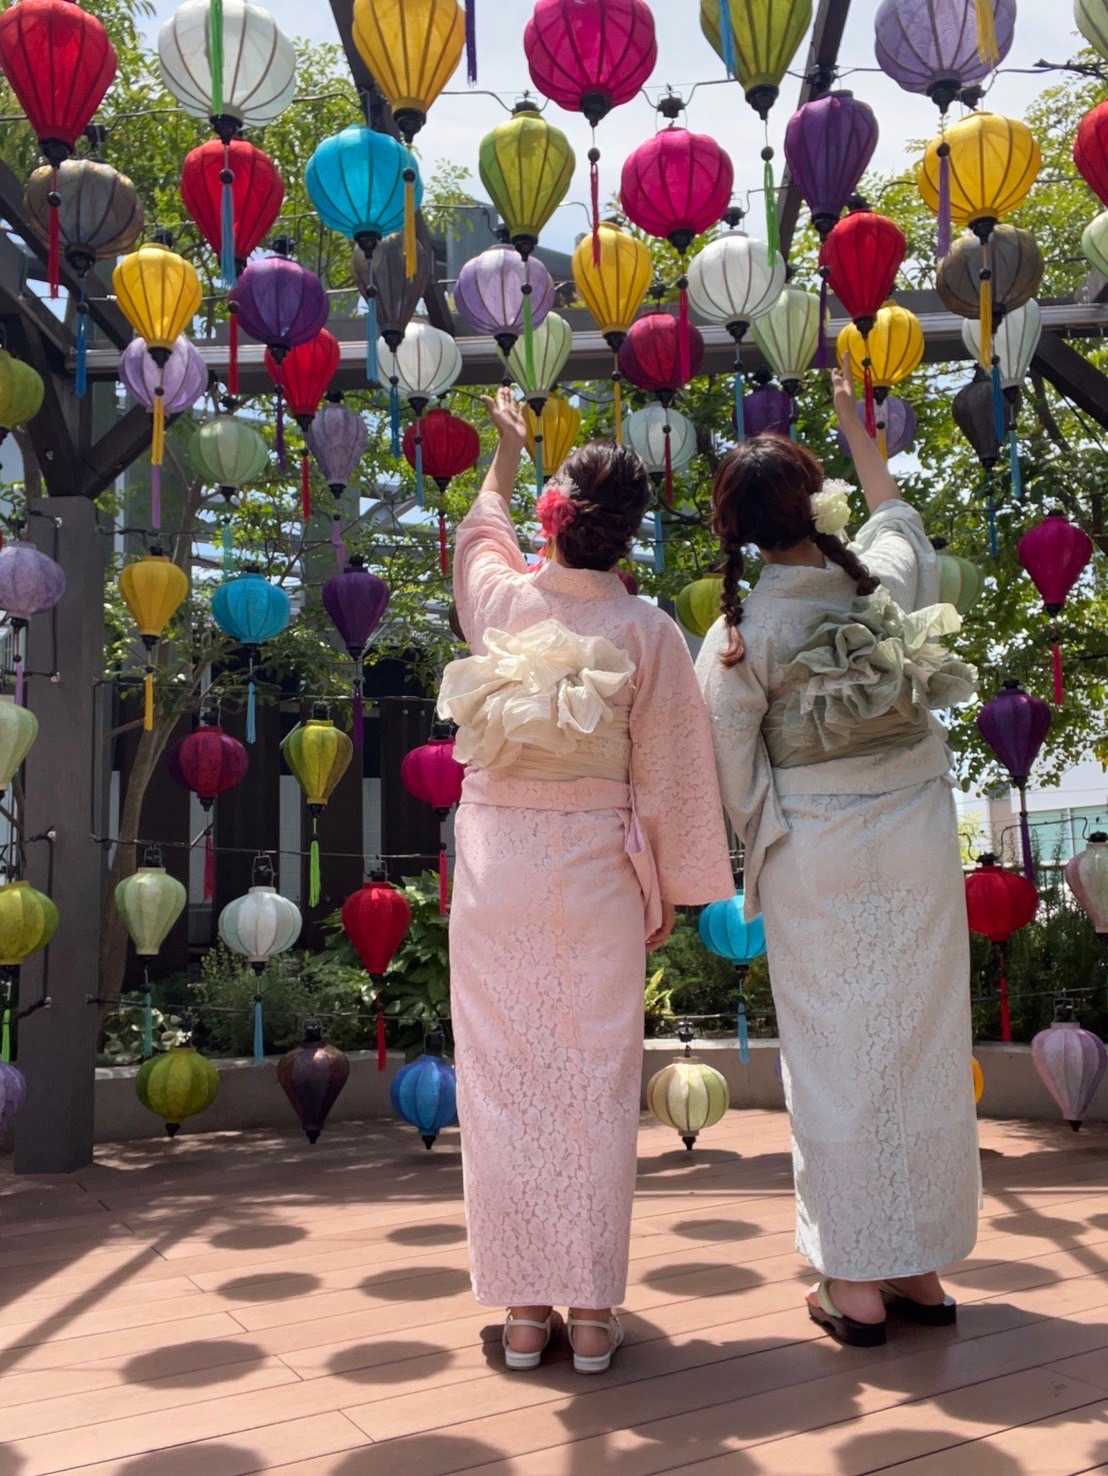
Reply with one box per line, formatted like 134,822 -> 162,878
437,618 -> 635,771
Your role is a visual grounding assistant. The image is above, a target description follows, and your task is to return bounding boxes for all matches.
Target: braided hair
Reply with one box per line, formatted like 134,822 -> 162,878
550,441 -> 651,571
711,434 -> 879,668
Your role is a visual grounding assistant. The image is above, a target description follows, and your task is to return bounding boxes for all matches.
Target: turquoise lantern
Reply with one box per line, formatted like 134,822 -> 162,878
699,894 -> 767,1064
389,1028 -> 458,1150
305,126 -> 422,382
211,568 -> 291,743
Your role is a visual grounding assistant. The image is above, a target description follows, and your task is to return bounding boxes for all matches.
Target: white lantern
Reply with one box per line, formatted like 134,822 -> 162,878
158,0 -> 297,131
751,284 -> 820,392
381,322 -> 463,414
219,885 -> 302,965
508,311 -> 573,408
114,866 -> 188,958
961,300 -> 1043,389
623,405 -> 697,475
687,232 -> 785,339
1081,212 -> 1108,279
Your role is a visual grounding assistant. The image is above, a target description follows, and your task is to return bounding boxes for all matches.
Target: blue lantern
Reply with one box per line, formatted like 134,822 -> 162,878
390,1030 -> 458,1150
211,569 -> 291,743
699,894 -> 767,1066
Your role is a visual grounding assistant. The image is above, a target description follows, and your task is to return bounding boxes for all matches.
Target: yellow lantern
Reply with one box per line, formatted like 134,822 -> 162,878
141,1046 -> 219,1137
118,551 -> 190,731
351,0 -> 464,143
675,577 -> 724,639
525,395 -> 581,485
837,303 -> 924,459
700,0 -> 813,120
281,705 -> 354,907
647,1054 -> 730,1150
973,1056 -> 985,1105
0,880 -> 59,967
572,223 -> 653,441
0,350 -> 44,443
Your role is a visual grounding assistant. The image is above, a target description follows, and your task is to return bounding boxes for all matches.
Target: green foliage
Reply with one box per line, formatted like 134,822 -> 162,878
649,912 -> 775,1036
643,967 -> 675,1037
98,1004 -> 188,1066
378,872 -> 453,1056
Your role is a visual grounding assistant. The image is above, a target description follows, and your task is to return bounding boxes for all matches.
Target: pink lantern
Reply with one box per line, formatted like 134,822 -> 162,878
618,311 -> 704,508
1017,513 -> 1094,706
1065,832 -> 1108,936
401,731 -> 465,914
1031,1001 -> 1107,1131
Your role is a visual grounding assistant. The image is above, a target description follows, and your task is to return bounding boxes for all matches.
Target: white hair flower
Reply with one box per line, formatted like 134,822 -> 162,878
811,480 -> 853,538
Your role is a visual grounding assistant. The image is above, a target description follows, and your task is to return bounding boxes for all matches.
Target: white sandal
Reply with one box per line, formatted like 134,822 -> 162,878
502,1309 -> 562,1370
567,1313 -> 624,1374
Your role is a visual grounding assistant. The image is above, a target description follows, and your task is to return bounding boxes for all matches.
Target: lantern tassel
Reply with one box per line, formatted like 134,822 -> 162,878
75,294 -> 88,398
331,516 -> 346,570
737,989 -> 750,1065
220,145 -> 237,290
366,285 -> 379,384
275,387 -> 286,469
937,143 -> 952,260
878,424 -> 889,461
47,168 -> 60,299
439,828 -> 449,915
222,518 -> 233,576
612,373 -> 623,442
1009,428 -> 1023,500
439,508 -> 449,576
1052,623 -> 1064,707
816,270 -> 829,369
663,422 -> 674,508
590,140 -> 601,267
143,977 -> 154,1059
253,996 -> 264,1066
143,669 -> 154,732
862,355 -> 877,438
718,0 -> 737,76
465,0 -> 477,83
1019,793 -> 1036,883
246,663 -> 256,745
998,950 -> 1011,1042
150,464 -> 161,533
991,362 -> 1005,446
353,676 -> 364,750
203,828 -> 214,904
976,0 -> 1000,66
763,147 -> 779,261
301,449 -> 311,521
228,309 -> 239,397
404,153 -> 417,279
209,0 -> 224,116
309,832 -> 321,909
389,380 -> 401,458
677,278 -> 691,386
151,386 -> 165,467
376,998 -> 387,1071
789,397 -> 798,442
734,356 -> 745,441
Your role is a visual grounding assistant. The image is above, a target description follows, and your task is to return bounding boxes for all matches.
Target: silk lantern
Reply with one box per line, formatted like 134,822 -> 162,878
783,91 -> 879,243
1074,101 -> 1108,210
525,395 -> 581,493
119,335 -> 208,529
742,378 -> 793,438
211,567 -> 290,741
0,351 -> 44,449
232,250 -> 329,402
1082,212 -> 1108,279
751,283 -> 820,428
191,415 -> 270,574
932,538 -> 984,616
623,403 -> 695,571
308,397 -> 370,568
0,1061 -> 25,1135
938,226 -> 1042,320
0,877 -> 57,1060
978,681 -> 1051,883
524,0 -> 657,259
838,304 -> 924,460
699,892 -> 766,1062
837,393 -> 917,463
1077,0 -> 1108,60
342,874 -> 412,1069
478,102 -> 575,260
0,538 -> 65,705
390,1027 -> 458,1149
265,330 -> 340,519
973,1056 -> 985,1105
962,298 -> 1041,501
167,713 -> 249,901
158,0 -> 296,135
382,323 -> 462,487
1031,999 -> 1108,1131
180,137 -> 283,290
508,311 -> 572,418
572,221 -> 652,439
874,0 -> 1015,113
118,551 -> 189,732
1017,513 -> 1093,707
822,207 -> 906,434
401,730 -> 465,913
618,314 -> 704,410
965,853 -> 1038,1041
647,1033 -> 730,1150
140,1046 -> 219,1137
115,857 -> 187,959
402,407 -> 480,574
283,705 -> 353,908
953,369 -> 1005,555
454,245 -> 554,381
218,857 -> 302,1062
353,230 -> 431,370
675,577 -> 723,640
321,558 -> 390,749
1066,831 -> 1108,936
0,702 -> 37,796
279,1023 -> 350,1144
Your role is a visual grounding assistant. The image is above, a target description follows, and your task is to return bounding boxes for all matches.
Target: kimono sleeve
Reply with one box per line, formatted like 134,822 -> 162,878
695,621 -> 790,921
453,491 -> 530,642
850,500 -> 941,613
628,616 -> 734,906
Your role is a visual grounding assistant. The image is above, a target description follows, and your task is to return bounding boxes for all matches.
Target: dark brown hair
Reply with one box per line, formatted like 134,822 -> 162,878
711,434 -> 879,667
552,441 -> 651,571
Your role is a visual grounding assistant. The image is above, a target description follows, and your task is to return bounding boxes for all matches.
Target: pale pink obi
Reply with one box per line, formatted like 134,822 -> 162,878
437,619 -> 662,941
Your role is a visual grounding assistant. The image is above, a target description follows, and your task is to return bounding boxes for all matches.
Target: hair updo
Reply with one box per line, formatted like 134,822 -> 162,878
711,433 -> 879,667
551,441 -> 651,571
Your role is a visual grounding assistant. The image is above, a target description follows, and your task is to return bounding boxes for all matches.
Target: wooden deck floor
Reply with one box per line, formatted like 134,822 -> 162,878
1,1109 -> 1108,1475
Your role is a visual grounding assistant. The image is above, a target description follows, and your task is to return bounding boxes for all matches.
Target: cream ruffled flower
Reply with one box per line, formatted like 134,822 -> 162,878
811,480 -> 853,538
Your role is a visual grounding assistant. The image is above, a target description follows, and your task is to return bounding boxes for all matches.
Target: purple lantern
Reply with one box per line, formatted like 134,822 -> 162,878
119,336 -> 208,413
837,394 -> 917,461
453,244 -> 554,354
977,679 -> 1051,882
232,256 -> 330,362
874,0 -> 1017,113
784,92 -> 880,241
307,397 -> 370,569
0,1061 -> 26,1140
0,539 -> 66,705
321,557 -> 390,749
737,382 -> 792,439
1031,1001 -> 1107,1131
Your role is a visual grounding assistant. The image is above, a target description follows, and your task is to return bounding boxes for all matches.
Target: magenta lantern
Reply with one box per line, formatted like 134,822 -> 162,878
1017,512 -> 1094,707
783,92 -> 880,241
1031,1000 -> 1107,1131
618,311 -> 704,508
977,679 -> 1051,882
401,730 -> 465,914
321,557 -> 390,749
454,244 -> 554,355
620,128 -> 734,255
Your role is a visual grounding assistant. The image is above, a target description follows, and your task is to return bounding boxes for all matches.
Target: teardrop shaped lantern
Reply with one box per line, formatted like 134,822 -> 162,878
167,712 -> 249,902
1017,512 -> 1093,708
647,1035 -> 730,1150
525,0 -> 657,259
783,91 -> 879,242
307,397 -> 369,567
623,402 -> 696,570
1031,998 -> 1107,1132
507,311 -> 572,417
180,138 -> 284,290
0,537 -> 63,705
211,567 -> 290,741
282,704 -> 354,908
157,0 -> 297,134
278,1023 -> 350,1143
0,1062 -> 26,1138
572,220 -> 653,439
321,558 -> 390,749
265,330 -> 341,520
0,351 -> 45,448
114,854 -> 187,958
1077,0 -> 1108,59
619,314 -> 704,511
119,335 -> 208,530
0,880 -> 59,966
219,882 -> 302,963
353,230 -> 431,361
454,244 -> 554,363
1082,211 -> 1108,279
401,729 -> 465,912
390,1027 -> 458,1148
838,393 -> 917,463
932,539 -> 984,616
751,283 -> 820,423
937,225 -> 1042,320
1074,101 -> 1108,210
141,1046 -> 220,1137
965,852 -> 1038,1042
742,378 -> 793,438
1066,831 -> 1108,936
118,550 -> 190,732
978,681 -> 1052,882
352,0 -> 464,142
821,206 -> 906,434
402,407 -> 480,574
0,702 -> 37,796
675,576 -> 724,639
838,302 -> 924,459
382,323 -> 463,496
478,101 -> 575,260
342,873 -> 412,1069
874,0 -> 1016,114
525,395 -> 581,485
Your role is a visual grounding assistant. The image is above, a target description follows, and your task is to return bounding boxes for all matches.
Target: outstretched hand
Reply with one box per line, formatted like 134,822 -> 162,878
481,386 -> 528,453
831,354 -> 858,429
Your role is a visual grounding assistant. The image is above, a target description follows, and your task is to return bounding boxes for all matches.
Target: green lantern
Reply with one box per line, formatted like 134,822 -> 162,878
0,350 -> 44,444
0,881 -> 58,967
282,704 -> 354,907
507,310 -> 573,414
751,284 -> 820,397
1082,213 -> 1108,280
114,858 -> 187,957
700,0 -> 813,119
675,577 -> 724,639
135,1055 -> 157,1109
0,701 -> 37,796
478,104 -> 575,260
141,1046 -> 219,1137
934,541 -> 984,618
191,416 -> 270,572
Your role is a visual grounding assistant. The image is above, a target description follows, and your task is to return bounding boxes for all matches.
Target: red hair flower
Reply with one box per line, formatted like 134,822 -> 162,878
536,484 -> 578,539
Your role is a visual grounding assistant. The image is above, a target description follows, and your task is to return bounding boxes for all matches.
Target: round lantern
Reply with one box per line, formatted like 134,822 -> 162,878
965,853 -> 1038,1042
390,1028 -> 458,1149
937,226 -> 1042,320
265,329 -> 341,520
874,0 -> 1016,113
119,334 -> 209,530
525,395 -> 581,485
232,253 -> 329,404
167,714 -> 249,902
1074,101 -> 1108,211
621,398 -> 696,560
0,1061 -> 26,1139
978,681 -> 1051,882
352,0 -> 464,142
385,322 -> 462,416
932,539 -> 984,616
699,892 -> 767,1065
973,1057 -> 985,1105
675,578 -> 723,640
117,551 -> 189,732
342,874 -> 412,1069
1066,831 -> 1108,936
478,102 -> 575,260
508,311 -> 573,416
157,0 -> 297,134
454,244 -> 554,357
783,91 -> 879,241
751,283 -> 820,416
838,303 -> 924,458
140,1046 -> 220,1137
180,137 -> 283,289
191,415 -> 270,571
621,125 -> 734,256
0,351 -> 44,447
278,1023 -> 350,1144
1082,211 -> 1108,282
741,378 -> 793,438
700,0 -> 812,119
837,393 -> 917,463
1031,1000 -> 1108,1131
211,567 -> 290,742
282,706 -> 354,908
115,858 -> 187,959
953,368 -> 1008,555
321,558 -> 390,748
0,880 -> 58,966
401,731 -> 465,912
0,538 -> 65,709
647,1048 -> 730,1150
0,702 -> 37,796
353,230 -> 431,360
1017,512 -> 1093,707
0,0 -> 117,170
306,127 -> 414,253
219,883 -> 302,964
403,407 -> 481,574
618,314 -> 705,410
962,299 -> 1042,390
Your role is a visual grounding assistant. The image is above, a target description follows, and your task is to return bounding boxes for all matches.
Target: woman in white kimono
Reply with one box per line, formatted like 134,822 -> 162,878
695,424 -> 981,1348
440,388 -> 733,1374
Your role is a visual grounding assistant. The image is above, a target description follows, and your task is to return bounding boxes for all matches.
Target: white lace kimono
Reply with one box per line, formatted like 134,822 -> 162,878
850,498 -> 941,613
697,565 -> 981,1282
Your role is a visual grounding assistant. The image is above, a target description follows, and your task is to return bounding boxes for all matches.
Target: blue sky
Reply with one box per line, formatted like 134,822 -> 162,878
140,1 -> 1079,256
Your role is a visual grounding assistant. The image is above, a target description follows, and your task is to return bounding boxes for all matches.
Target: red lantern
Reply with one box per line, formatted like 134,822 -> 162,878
0,0 -> 117,297
180,139 -> 284,288
167,716 -> 249,903
524,0 -> 657,261
265,330 -> 341,520
821,205 -> 906,435
965,854 -> 1039,1042
1017,513 -> 1094,706
618,568 -> 638,596
341,875 -> 413,1069
1074,101 -> 1108,210
618,312 -> 704,506
401,733 -> 465,913
402,409 -> 481,575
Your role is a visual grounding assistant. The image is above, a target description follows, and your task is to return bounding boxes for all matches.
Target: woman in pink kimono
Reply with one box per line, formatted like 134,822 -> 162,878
439,387 -> 733,1374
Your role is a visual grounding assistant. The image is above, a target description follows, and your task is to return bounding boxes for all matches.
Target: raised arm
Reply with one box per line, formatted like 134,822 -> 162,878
478,385 -> 528,506
833,355 -> 900,515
